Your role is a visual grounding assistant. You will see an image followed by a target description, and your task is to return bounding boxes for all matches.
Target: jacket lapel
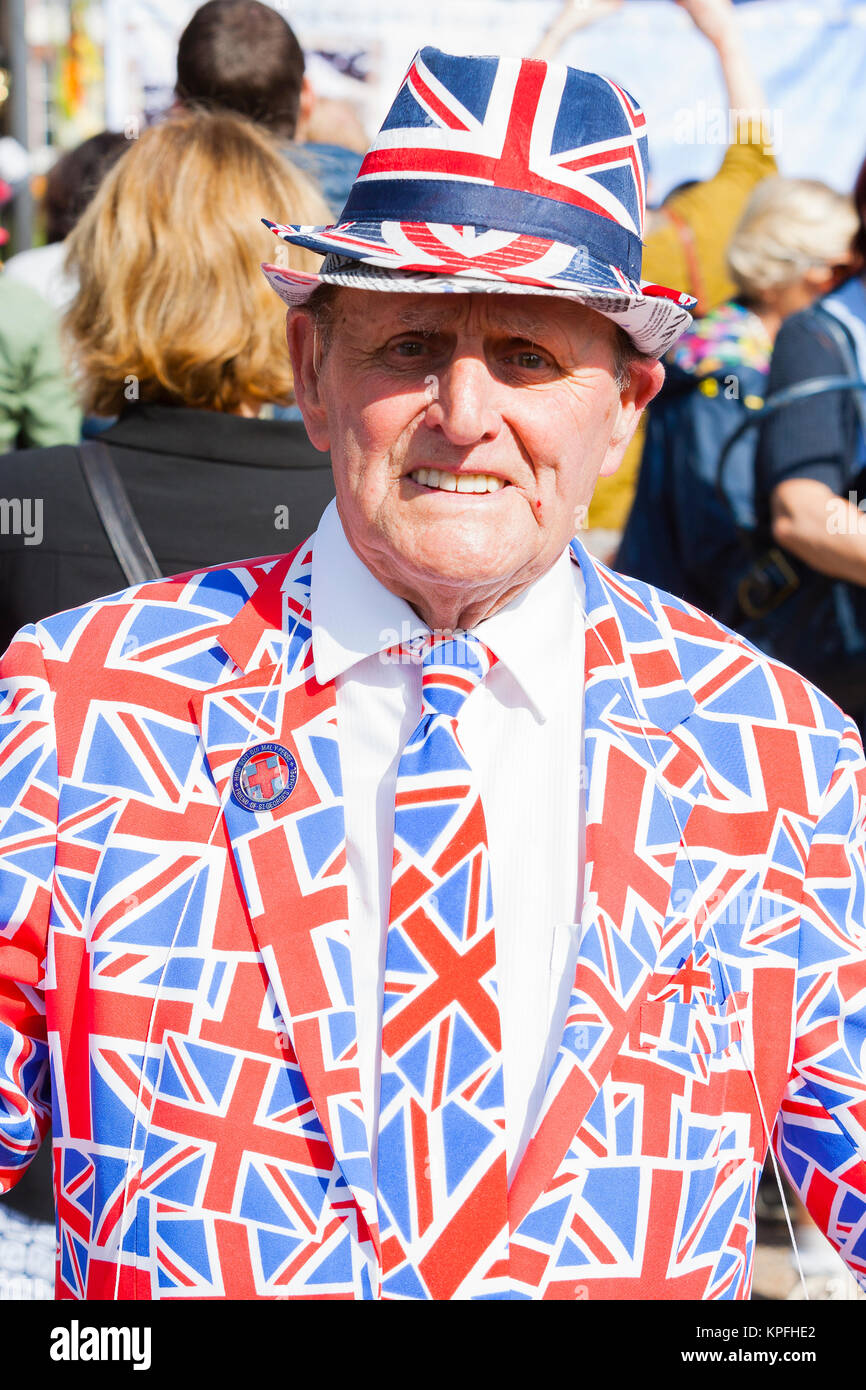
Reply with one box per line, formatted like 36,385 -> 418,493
510,543 -> 706,1228
189,545 -> 378,1249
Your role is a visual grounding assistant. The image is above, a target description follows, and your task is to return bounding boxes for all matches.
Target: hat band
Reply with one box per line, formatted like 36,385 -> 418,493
338,179 -> 643,281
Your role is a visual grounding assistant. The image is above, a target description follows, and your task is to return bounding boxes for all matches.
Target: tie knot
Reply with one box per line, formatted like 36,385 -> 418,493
418,632 -> 497,719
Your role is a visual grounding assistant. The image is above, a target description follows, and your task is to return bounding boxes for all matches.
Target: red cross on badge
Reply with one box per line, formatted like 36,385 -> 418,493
232,743 -> 298,811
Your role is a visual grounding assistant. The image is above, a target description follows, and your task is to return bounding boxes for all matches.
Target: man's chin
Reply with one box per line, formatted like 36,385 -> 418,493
383,538 -> 549,625
399,531 -> 529,589
347,505 -> 552,619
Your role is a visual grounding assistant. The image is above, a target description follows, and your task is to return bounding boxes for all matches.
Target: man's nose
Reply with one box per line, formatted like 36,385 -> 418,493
422,354 -> 502,446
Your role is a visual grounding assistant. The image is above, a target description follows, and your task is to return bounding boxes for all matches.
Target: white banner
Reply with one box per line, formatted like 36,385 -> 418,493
103,0 -> 866,201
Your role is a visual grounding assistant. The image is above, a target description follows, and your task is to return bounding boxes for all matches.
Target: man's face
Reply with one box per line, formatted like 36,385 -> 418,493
288,289 -> 663,628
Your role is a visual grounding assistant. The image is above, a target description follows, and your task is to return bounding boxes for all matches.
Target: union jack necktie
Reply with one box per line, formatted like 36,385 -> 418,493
376,631 -> 509,1300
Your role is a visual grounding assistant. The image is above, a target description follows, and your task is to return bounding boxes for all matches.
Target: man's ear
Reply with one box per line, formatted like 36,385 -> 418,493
295,75 -> 316,142
286,310 -> 331,453
598,355 -> 665,478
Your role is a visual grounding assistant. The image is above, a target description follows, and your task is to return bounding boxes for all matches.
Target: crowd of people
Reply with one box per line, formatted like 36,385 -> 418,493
1,0 -> 865,1304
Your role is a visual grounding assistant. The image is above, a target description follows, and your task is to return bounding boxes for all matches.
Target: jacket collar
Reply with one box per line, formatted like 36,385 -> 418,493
576,537 -> 698,733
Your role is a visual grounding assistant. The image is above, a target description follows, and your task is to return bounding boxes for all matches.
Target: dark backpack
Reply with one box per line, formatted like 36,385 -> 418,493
619,305 -> 866,672
617,347 -> 769,617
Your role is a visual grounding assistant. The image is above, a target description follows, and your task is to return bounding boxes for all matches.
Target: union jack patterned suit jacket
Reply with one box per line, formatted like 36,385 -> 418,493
1,536 -> 866,1300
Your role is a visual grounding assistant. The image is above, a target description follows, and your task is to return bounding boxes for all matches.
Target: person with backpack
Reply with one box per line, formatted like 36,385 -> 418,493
617,177 -> 856,638
753,153 -> 866,734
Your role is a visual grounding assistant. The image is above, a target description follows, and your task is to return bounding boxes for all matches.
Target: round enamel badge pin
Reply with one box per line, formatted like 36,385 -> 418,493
232,742 -> 298,811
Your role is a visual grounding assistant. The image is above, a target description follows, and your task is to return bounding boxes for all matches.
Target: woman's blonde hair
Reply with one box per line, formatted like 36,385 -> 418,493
726,176 -> 858,302
63,108 -> 329,415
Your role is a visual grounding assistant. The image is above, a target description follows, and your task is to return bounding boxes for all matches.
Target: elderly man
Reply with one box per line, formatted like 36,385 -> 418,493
1,49 -> 865,1302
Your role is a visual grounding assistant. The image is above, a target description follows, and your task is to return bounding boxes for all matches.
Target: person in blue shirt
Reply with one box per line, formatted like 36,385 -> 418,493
753,154 -> 866,732
618,177 -> 856,689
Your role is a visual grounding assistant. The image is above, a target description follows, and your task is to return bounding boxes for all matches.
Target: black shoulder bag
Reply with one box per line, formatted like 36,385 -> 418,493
715,309 -> 866,630
77,440 -> 162,585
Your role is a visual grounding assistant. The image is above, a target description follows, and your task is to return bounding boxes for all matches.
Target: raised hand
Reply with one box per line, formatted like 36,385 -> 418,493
533,0 -> 625,61
675,0 -> 741,50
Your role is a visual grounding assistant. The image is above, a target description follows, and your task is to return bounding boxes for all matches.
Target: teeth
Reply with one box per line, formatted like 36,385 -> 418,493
410,468 -> 507,493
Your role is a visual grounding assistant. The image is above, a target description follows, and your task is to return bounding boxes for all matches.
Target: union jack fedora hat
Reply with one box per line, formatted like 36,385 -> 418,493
261,47 -> 696,357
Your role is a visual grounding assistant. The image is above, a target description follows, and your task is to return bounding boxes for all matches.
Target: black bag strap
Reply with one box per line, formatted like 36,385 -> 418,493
809,302 -> 866,490
77,440 -> 162,586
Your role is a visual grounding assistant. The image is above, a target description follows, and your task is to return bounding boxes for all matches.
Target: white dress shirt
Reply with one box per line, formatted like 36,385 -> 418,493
310,500 -> 586,1179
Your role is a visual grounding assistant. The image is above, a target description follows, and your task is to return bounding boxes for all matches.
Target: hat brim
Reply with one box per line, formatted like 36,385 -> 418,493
261,218 -> 696,358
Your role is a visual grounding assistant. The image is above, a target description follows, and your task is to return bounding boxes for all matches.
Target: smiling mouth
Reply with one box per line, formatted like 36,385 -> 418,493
408,467 -> 510,494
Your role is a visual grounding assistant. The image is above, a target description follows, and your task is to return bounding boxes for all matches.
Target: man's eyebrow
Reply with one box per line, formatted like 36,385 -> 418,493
384,305 -> 551,340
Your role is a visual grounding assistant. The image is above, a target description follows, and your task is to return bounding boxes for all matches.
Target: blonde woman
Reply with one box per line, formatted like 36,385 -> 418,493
0,108 -> 333,651
725,177 -> 859,341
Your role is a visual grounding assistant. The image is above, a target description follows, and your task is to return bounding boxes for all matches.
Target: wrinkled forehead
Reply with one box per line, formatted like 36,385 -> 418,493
325,287 -> 612,345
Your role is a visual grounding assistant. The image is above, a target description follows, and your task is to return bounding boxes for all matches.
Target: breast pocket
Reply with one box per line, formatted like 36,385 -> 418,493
638,994 -> 748,1057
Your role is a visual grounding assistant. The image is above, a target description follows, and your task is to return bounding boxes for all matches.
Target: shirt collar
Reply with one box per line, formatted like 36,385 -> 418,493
310,499 -> 581,722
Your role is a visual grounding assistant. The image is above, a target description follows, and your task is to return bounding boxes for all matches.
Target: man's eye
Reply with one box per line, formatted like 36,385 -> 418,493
391,340 -> 428,357
501,348 -> 554,373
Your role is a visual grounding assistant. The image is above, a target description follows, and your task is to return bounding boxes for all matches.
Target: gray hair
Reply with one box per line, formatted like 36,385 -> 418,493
727,176 -> 858,300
